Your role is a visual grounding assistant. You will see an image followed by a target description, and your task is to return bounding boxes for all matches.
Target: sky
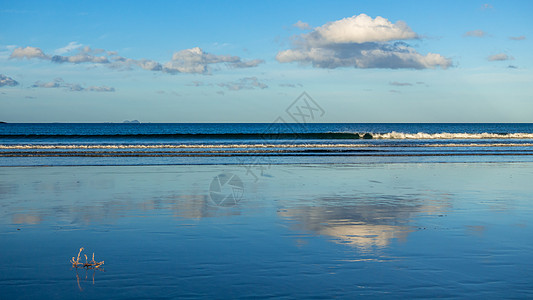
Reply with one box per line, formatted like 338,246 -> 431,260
1,0 -> 532,123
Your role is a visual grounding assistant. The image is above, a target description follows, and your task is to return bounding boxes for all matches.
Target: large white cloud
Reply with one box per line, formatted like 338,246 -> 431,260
277,13 -> 451,70
308,14 -> 417,46
0,74 -> 19,87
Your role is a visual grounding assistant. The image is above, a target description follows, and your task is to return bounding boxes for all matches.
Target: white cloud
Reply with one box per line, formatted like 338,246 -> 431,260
9,46 -> 49,60
228,59 -> 264,69
52,47 -> 109,64
509,35 -> 526,41
163,47 -> 261,74
487,53 -> 513,61
0,74 -> 19,87
52,53 -> 109,64
307,14 -> 417,46
10,45 -> 263,74
137,59 -> 162,71
481,4 -> 493,10
464,30 -> 486,37
54,41 -> 83,54
276,13 -> 451,70
294,20 -> 310,30
217,77 -> 268,91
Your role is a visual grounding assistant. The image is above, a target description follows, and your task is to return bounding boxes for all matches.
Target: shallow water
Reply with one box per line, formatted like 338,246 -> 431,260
1,163 -> 532,299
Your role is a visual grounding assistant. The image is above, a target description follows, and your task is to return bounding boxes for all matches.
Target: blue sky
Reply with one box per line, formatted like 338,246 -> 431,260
1,0 -> 532,122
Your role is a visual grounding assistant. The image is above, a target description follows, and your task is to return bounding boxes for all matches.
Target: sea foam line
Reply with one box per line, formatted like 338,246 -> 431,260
2,143 -> 533,150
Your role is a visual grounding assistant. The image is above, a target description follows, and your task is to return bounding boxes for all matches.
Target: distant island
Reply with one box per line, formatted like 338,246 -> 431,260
123,120 -> 140,124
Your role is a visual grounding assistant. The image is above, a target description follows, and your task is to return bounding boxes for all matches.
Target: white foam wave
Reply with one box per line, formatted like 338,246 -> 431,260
372,132 -> 533,139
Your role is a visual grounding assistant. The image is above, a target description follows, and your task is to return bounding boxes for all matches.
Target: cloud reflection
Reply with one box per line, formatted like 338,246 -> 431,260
5,193 -> 241,225
278,194 -> 450,251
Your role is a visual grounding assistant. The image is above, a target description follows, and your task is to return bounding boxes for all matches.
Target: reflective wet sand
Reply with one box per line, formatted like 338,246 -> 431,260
1,163 -> 532,298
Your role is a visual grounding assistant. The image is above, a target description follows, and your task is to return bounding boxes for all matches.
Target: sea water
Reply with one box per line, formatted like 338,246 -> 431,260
1,123 -> 533,166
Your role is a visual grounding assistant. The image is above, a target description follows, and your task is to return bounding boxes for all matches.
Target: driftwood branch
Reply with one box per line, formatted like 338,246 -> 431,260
70,247 -> 104,269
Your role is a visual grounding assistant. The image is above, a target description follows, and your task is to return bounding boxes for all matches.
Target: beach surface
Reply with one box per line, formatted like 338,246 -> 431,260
1,162 -> 532,298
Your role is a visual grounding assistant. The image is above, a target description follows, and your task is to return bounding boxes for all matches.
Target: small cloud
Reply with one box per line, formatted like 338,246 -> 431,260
480,3 -> 493,10
488,53 -> 513,61
163,47 -> 262,74
25,96 -> 36,99
188,81 -> 204,87
65,83 -> 84,92
156,90 -> 166,94
31,78 -> 64,88
0,74 -> 19,87
9,46 -> 49,60
389,89 -> 401,94
293,20 -> 310,30
216,91 -> 225,95
228,59 -> 264,68
86,86 -> 115,92
279,83 -> 303,88
187,81 -> 212,87
509,35 -> 526,41
464,30 -> 486,38
31,77 -> 114,92
52,46 -> 110,64
217,77 -> 268,91
54,41 -> 83,55
137,59 -> 162,71
389,81 -> 412,86
507,65 -> 518,69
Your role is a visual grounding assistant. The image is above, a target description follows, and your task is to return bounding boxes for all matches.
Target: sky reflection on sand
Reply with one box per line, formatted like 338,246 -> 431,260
0,163 -> 532,299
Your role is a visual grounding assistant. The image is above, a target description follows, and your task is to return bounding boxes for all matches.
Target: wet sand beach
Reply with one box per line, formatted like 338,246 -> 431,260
1,162 -> 532,298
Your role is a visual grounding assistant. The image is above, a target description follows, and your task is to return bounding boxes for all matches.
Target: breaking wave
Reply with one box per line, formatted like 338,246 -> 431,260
2,143 -> 533,150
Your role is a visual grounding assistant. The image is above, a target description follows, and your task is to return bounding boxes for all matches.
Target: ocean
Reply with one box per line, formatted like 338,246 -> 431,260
2,123 -> 533,166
